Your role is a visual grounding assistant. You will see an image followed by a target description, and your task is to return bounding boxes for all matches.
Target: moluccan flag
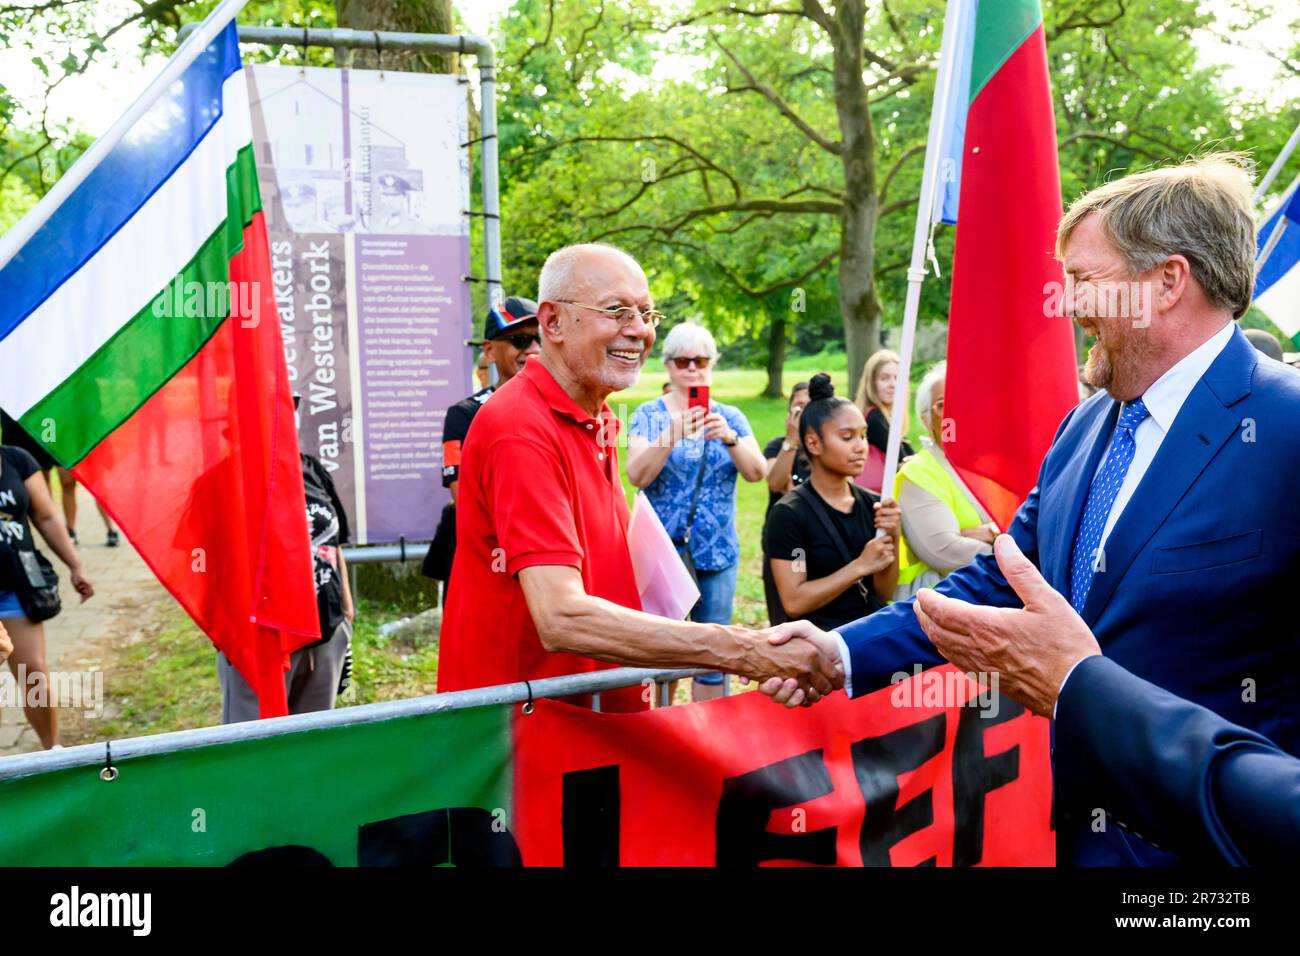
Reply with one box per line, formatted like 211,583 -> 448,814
0,21 -> 318,716
937,0 -> 1078,528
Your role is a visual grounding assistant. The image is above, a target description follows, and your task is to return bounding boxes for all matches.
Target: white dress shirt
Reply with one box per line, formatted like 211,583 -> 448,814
835,322 -> 1237,704
1091,320 -> 1235,552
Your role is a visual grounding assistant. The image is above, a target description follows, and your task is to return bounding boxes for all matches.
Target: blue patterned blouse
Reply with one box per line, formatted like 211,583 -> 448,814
628,397 -> 753,571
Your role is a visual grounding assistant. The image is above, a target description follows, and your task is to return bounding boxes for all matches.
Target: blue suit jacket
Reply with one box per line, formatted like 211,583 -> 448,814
1056,656 -> 1300,865
838,327 -> 1300,863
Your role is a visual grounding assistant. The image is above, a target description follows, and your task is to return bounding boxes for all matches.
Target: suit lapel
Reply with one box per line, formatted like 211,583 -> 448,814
1039,397 -> 1118,591
1080,329 -> 1256,624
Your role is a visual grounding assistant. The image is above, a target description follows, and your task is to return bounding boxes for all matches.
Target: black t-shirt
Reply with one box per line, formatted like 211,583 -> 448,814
302,453 -> 350,643
763,482 -> 887,631
762,435 -> 812,515
0,446 -> 43,592
1,410 -> 55,471
441,385 -> 494,487
866,406 -> 914,460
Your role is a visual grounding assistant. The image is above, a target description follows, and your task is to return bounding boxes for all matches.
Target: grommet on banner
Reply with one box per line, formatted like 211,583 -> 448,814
100,741 -> 118,782
522,680 -> 534,715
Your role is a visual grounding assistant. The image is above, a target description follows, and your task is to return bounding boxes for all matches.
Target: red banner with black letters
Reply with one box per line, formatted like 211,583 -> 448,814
514,665 -> 1054,866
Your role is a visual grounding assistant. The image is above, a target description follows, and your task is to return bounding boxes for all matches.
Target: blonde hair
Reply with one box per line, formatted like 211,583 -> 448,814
1056,152 -> 1257,319
855,349 -> 907,435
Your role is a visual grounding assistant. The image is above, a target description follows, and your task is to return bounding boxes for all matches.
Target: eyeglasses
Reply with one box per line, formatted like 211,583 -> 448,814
670,356 -> 711,370
502,332 -> 541,350
556,299 -> 664,329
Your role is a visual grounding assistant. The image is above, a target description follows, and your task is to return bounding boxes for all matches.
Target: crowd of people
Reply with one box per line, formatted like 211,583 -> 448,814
431,313 -> 1010,684
4,151 -> 1300,866
423,240 -> 1035,710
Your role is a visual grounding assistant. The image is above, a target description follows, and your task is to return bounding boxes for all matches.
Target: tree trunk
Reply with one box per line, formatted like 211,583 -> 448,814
765,312 -> 787,398
829,0 -> 881,400
337,0 -> 457,73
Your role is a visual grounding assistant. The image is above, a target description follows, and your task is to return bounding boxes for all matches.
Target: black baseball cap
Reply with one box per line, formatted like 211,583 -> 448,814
484,296 -> 539,341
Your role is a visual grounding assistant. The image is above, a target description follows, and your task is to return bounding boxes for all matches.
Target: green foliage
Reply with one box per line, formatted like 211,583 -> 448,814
2,0 -> 1297,363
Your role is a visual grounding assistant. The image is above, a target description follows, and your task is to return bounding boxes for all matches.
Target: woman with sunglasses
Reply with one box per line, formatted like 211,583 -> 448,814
627,322 -> 766,702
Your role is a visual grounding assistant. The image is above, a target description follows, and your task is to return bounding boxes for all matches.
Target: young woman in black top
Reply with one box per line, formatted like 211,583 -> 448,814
763,374 -> 900,631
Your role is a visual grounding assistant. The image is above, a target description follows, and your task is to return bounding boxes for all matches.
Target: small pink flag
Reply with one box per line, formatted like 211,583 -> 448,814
627,492 -> 700,620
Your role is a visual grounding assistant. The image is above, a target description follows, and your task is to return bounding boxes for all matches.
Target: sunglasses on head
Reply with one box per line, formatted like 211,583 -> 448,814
670,356 -> 711,370
501,332 -> 541,350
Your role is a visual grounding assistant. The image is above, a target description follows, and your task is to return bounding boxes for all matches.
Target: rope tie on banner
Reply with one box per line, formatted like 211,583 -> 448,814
373,30 -> 384,77
461,274 -> 493,284
298,27 -> 309,76
398,534 -> 407,563
100,741 -> 117,782
462,209 -> 500,219
460,133 -> 497,148
522,680 -> 534,715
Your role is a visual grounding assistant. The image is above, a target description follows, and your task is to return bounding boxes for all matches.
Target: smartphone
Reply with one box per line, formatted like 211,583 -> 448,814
687,385 -> 710,412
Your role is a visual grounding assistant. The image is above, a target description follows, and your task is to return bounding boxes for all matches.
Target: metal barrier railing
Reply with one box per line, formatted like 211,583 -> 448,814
0,666 -> 714,783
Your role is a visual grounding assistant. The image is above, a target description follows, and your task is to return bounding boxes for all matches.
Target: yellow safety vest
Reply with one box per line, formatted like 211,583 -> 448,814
894,446 -> 984,586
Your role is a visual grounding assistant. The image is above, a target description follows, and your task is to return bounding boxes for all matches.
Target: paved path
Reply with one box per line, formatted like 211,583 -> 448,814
0,486 -> 168,756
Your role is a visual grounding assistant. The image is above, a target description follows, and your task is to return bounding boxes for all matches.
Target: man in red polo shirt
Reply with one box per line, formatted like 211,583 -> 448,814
437,243 -> 841,712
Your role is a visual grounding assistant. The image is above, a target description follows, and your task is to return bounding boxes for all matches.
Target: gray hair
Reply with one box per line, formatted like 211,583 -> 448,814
660,322 -> 719,362
537,242 -> 641,304
915,361 -> 946,428
1056,152 -> 1257,319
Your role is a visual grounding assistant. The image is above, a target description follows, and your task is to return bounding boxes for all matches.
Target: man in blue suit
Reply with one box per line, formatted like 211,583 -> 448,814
761,154 -> 1300,865
914,534 -> 1300,866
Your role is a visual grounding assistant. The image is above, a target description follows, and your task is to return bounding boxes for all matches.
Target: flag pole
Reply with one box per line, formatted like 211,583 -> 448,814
0,0 -> 250,273
1253,118 -> 1300,205
878,0 -> 971,522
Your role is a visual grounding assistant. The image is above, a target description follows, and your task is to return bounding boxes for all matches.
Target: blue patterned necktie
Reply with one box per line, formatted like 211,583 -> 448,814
1069,397 -> 1150,612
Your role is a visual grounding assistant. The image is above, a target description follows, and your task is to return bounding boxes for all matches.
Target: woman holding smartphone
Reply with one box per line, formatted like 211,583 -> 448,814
764,373 -> 900,631
627,322 -> 766,701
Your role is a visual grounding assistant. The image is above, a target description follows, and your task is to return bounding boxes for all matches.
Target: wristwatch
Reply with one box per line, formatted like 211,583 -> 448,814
780,440 -> 797,454
722,431 -> 738,447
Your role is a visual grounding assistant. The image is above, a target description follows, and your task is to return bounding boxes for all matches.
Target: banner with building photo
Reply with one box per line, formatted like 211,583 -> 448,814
246,65 -> 473,544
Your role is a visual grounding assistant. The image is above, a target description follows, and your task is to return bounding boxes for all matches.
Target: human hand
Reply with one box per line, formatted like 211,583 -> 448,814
0,621 -> 11,667
746,620 -> 843,708
784,405 -> 802,444
912,534 -> 1101,717
698,412 -> 734,444
70,566 -> 94,602
873,497 -> 901,539
670,405 -> 706,443
960,522 -> 999,545
855,534 -> 895,576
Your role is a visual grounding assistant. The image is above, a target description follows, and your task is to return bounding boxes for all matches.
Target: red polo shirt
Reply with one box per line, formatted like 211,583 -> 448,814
436,359 -> 648,712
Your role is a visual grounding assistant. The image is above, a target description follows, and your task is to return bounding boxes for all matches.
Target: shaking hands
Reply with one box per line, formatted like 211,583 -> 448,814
740,620 -> 844,708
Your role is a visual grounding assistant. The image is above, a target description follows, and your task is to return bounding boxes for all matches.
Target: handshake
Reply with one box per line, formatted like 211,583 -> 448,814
736,620 -> 844,708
